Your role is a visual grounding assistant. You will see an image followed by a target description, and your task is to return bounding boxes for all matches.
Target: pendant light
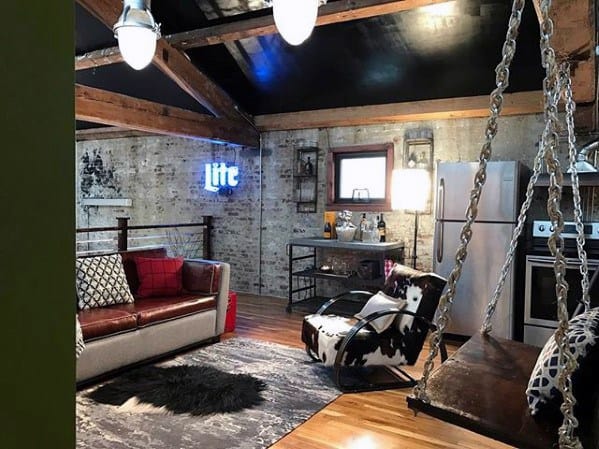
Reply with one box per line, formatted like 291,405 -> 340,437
113,0 -> 161,70
271,0 -> 325,46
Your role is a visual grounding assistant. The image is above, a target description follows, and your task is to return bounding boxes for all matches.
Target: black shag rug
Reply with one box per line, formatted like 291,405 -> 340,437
88,365 -> 267,415
77,337 -> 340,449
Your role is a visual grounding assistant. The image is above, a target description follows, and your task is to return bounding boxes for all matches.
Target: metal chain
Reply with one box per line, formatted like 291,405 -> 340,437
413,0 -> 526,402
539,2 -> 582,448
479,81 -> 565,333
561,63 -> 591,312
481,56 -> 567,333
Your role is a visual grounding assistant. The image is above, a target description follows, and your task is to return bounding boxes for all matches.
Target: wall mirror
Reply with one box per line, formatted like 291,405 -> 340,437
326,143 -> 393,211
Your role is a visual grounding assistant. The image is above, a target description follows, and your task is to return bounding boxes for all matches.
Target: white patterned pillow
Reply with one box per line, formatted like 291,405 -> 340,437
526,307 -> 599,414
75,315 -> 85,358
355,291 -> 407,333
76,254 -> 134,310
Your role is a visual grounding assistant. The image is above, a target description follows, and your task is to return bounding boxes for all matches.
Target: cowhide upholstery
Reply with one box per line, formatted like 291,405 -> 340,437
301,264 -> 447,368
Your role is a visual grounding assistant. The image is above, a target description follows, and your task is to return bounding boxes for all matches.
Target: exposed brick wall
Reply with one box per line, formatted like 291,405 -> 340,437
76,136 -> 262,293
78,113 -> 579,300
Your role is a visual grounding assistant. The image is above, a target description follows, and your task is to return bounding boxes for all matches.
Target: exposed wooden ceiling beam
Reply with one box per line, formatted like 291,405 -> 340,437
168,0 -> 451,49
76,0 -> 247,121
76,0 -> 450,70
151,39 -> 243,120
253,91 -> 544,131
76,127 -> 157,142
532,0 -> 595,104
76,84 -> 259,148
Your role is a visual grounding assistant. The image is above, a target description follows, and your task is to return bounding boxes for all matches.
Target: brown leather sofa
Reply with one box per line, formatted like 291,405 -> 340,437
76,248 -> 230,384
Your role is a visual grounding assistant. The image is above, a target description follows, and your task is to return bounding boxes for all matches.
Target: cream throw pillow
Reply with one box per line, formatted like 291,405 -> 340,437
355,291 -> 407,333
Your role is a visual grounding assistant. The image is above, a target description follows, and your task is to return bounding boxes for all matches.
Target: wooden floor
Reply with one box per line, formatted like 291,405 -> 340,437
223,293 -> 514,449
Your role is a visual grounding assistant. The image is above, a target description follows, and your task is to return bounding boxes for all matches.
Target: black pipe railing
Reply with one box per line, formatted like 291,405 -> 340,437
76,215 -> 213,259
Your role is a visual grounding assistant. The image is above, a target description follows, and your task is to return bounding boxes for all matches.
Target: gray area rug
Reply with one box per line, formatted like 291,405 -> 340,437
77,337 -> 340,449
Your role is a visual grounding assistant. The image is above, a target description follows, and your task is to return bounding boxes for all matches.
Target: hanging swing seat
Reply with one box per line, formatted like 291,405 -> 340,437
407,333 -> 597,449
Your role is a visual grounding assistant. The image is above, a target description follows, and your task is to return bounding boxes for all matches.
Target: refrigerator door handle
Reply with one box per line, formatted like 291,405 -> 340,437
436,177 -> 445,220
435,178 -> 445,263
436,220 -> 444,263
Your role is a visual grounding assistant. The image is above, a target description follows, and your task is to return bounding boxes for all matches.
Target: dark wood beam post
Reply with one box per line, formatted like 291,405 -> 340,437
117,216 -> 130,251
203,215 -> 213,260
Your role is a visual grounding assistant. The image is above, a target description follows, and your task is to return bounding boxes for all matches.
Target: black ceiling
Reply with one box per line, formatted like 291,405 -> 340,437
75,0 -> 544,127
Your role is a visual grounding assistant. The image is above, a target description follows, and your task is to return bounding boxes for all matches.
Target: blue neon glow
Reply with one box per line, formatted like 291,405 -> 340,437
204,162 -> 239,192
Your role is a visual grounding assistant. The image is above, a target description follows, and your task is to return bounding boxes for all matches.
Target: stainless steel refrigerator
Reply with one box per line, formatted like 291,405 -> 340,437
433,161 -> 524,339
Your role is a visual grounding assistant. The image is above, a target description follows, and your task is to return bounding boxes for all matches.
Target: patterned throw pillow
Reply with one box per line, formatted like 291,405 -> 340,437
526,307 -> 599,415
76,254 -> 135,310
75,315 -> 85,358
135,257 -> 184,298
354,291 -> 407,333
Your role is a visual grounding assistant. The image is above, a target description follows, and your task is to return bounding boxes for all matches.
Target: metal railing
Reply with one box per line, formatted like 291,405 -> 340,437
76,216 -> 213,259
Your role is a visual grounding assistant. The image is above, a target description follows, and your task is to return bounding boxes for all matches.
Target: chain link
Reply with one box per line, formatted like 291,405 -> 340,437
561,63 -> 591,312
539,2 -> 582,448
413,0 -> 526,402
481,58 -> 566,333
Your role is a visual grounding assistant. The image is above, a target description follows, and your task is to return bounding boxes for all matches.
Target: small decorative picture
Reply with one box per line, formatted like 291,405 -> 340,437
403,138 -> 433,170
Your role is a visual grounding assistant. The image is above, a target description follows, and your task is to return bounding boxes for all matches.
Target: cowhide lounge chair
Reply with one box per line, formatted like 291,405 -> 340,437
301,264 -> 447,392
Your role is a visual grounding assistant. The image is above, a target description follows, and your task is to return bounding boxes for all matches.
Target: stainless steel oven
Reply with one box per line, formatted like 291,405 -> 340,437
524,254 -> 599,346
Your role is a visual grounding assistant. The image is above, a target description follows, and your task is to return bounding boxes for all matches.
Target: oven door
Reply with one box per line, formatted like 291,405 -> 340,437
524,255 -> 599,329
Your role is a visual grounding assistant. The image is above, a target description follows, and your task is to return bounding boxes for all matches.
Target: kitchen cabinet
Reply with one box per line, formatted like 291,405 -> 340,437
286,237 -> 404,312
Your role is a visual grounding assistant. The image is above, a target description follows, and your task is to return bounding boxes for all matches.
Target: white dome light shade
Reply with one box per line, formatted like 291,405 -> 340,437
272,0 -> 319,46
116,26 -> 157,70
113,0 -> 160,70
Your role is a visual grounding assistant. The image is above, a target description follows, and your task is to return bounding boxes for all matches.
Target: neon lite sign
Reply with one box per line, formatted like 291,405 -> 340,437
204,162 -> 239,192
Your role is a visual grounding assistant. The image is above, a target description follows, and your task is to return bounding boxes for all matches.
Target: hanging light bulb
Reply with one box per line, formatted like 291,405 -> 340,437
272,0 -> 322,46
113,0 -> 161,70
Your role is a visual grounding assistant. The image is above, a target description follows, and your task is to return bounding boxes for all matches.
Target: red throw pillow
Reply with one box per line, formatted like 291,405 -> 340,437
135,257 -> 184,298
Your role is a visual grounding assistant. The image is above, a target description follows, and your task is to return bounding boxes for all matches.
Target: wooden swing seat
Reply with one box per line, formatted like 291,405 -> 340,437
407,333 -> 596,449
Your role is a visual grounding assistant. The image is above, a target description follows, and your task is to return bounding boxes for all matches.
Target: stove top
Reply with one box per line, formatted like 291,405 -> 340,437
532,221 -> 599,240
530,221 -> 599,258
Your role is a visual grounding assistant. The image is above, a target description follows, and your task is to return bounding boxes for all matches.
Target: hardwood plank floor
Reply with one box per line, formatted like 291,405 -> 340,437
223,293 -> 514,449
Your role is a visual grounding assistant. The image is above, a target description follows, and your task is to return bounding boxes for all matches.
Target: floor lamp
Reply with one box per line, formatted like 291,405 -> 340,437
393,168 -> 431,269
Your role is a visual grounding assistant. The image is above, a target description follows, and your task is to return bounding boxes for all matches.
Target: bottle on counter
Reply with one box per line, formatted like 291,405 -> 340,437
359,213 -> 367,241
323,221 -> 332,239
378,213 -> 386,242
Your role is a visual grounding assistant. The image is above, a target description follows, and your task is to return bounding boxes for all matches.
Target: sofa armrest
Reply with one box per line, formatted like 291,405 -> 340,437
183,259 -> 230,335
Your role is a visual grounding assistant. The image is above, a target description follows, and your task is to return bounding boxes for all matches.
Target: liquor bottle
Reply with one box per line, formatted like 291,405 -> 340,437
378,213 -> 386,242
323,221 -> 332,239
359,213 -> 367,241
304,156 -> 314,176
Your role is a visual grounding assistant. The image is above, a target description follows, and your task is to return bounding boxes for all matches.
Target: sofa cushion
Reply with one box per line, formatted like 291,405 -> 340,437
135,256 -> 184,298
134,295 -> 217,327
183,260 -> 221,294
76,254 -> 135,310
120,248 -> 168,294
78,307 -> 138,341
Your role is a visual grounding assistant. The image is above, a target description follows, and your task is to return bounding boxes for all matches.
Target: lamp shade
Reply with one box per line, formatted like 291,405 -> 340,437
392,168 -> 430,212
272,0 -> 319,46
113,0 -> 160,70
116,26 -> 157,70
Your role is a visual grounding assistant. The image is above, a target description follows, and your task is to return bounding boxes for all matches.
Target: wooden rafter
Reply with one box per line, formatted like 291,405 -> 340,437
76,127 -> 157,141
532,0 -> 595,105
76,0 -> 247,121
253,91 -> 544,131
151,39 -> 242,119
76,0 -> 451,70
168,0 -> 451,49
75,84 -> 259,147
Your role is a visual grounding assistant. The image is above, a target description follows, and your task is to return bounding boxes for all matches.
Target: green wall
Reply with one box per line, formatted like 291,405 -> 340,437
2,2 -> 75,447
